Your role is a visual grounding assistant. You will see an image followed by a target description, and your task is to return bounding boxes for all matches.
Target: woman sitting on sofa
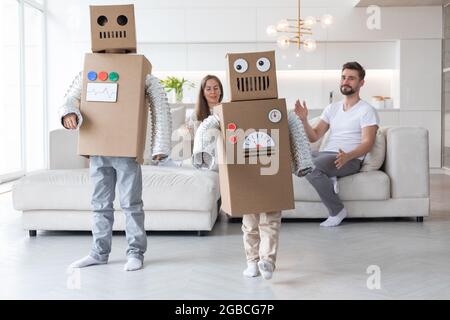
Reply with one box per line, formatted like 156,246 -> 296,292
186,74 -> 224,140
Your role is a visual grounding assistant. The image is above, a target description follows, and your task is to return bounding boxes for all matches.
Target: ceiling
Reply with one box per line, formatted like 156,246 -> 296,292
355,0 -> 445,6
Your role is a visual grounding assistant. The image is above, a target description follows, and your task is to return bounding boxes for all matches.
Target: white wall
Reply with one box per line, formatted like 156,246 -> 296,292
46,0 -> 443,164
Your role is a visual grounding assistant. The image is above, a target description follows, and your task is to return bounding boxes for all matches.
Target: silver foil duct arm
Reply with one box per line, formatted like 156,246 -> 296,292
288,111 -> 315,175
145,74 -> 172,161
192,114 -> 221,170
59,71 -> 84,129
143,95 -> 154,165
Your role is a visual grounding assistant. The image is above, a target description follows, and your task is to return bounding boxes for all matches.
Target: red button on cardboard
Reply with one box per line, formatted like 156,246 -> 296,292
227,123 -> 237,131
98,72 -> 109,81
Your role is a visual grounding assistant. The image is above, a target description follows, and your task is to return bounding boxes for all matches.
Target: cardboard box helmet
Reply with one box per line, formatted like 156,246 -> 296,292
90,4 -> 137,53
226,51 -> 278,102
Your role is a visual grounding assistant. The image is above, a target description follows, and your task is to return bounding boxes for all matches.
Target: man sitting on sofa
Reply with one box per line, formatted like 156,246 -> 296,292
295,61 -> 379,227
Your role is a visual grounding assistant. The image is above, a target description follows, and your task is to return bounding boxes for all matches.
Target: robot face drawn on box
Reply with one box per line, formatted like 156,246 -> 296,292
226,51 -> 278,101
90,4 -> 137,53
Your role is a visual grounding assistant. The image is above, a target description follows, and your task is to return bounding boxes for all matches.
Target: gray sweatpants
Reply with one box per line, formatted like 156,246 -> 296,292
305,151 -> 362,216
89,156 -> 147,262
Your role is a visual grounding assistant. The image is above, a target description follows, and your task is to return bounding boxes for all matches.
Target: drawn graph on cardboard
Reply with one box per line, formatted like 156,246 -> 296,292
86,83 -> 118,102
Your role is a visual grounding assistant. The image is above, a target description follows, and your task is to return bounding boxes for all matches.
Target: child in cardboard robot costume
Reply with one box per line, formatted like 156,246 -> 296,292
60,4 -> 172,271
192,51 -> 313,279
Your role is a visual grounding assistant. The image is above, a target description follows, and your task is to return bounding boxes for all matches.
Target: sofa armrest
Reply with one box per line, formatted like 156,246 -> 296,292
383,127 -> 429,198
49,129 -> 88,169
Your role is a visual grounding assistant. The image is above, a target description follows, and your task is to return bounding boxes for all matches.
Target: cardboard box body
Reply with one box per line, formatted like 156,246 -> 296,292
79,53 -> 151,164
215,99 -> 294,216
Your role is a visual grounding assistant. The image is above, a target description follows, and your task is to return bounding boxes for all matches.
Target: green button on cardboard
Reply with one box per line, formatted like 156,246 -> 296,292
109,72 -> 119,82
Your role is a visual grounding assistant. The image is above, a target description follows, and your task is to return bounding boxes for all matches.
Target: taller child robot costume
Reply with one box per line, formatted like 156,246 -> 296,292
60,4 -> 171,271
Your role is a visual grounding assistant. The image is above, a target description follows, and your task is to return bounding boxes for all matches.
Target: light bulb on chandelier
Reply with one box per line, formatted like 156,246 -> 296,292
266,25 -> 278,37
303,16 -> 316,27
276,19 -> 290,32
321,14 -> 333,28
277,35 -> 290,50
265,0 -> 332,51
303,38 -> 317,52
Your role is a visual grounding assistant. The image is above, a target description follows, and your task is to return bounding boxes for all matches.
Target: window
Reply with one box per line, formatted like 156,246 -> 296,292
0,0 -> 46,182
0,0 -> 21,179
24,2 -> 46,172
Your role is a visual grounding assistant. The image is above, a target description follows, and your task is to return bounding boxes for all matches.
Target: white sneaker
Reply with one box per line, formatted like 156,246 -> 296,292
257,260 -> 274,280
243,262 -> 260,277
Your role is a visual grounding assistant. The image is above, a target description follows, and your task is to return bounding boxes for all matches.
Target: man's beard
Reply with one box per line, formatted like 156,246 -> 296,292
340,85 -> 356,96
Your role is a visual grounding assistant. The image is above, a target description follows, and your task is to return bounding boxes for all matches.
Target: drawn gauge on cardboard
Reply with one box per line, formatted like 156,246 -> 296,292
268,108 -> 282,123
243,131 -> 276,158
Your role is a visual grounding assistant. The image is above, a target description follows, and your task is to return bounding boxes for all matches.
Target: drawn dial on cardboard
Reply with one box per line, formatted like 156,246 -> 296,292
243,132 -> 275,149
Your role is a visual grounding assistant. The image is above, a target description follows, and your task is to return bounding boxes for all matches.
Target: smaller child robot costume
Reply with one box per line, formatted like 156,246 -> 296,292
191,97 -> 313,276
192,51 -> 314,279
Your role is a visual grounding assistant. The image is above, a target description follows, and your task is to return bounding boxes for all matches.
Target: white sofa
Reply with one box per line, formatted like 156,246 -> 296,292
13,115 -> 430,236
286,126 -> 430,222
13,127 -> 220,237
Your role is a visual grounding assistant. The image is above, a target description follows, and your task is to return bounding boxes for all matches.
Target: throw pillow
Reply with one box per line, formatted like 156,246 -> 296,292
170,105 -> 186,131
360,128 -> 386,172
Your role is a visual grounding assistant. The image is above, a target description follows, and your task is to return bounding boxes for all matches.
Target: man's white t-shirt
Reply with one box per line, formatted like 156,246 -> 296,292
320,99 -> 379,160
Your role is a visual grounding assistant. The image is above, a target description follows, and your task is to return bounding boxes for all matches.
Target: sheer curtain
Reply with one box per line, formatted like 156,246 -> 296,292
0,0 -> 46,182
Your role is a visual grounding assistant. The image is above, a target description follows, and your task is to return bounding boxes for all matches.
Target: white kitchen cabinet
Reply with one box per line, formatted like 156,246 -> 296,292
136,9 -> 186,43
399,110 -> 441,168
186,43 -> 257,71
185,8 -> 257,42
399,39 -> 442,109
140,44 -> 188,71
378,110 -> 400,127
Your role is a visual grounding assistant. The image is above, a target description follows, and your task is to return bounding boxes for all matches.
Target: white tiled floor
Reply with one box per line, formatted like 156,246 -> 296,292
1,174 -> 450,299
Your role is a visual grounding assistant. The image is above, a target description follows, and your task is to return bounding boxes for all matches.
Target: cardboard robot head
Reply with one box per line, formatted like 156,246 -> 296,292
226,51 -> 278,102
90,4 -> 137,53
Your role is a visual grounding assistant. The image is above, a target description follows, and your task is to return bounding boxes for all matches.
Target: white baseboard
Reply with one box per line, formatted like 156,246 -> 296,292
430,167 -> 450,175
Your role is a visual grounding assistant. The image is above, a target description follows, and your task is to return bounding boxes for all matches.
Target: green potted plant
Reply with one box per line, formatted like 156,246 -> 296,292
160,76 -> 195,103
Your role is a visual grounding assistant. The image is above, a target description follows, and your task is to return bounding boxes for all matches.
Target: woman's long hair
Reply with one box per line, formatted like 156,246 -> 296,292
195,75 -> 224,122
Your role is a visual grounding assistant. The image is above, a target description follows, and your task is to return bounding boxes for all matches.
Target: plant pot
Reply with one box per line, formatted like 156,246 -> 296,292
175,91 -> 183,103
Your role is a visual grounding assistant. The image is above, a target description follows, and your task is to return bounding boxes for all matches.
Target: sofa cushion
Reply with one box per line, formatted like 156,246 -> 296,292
293,170 -> 390,201
13,166 -> 219,212
360,128 -> 386,172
